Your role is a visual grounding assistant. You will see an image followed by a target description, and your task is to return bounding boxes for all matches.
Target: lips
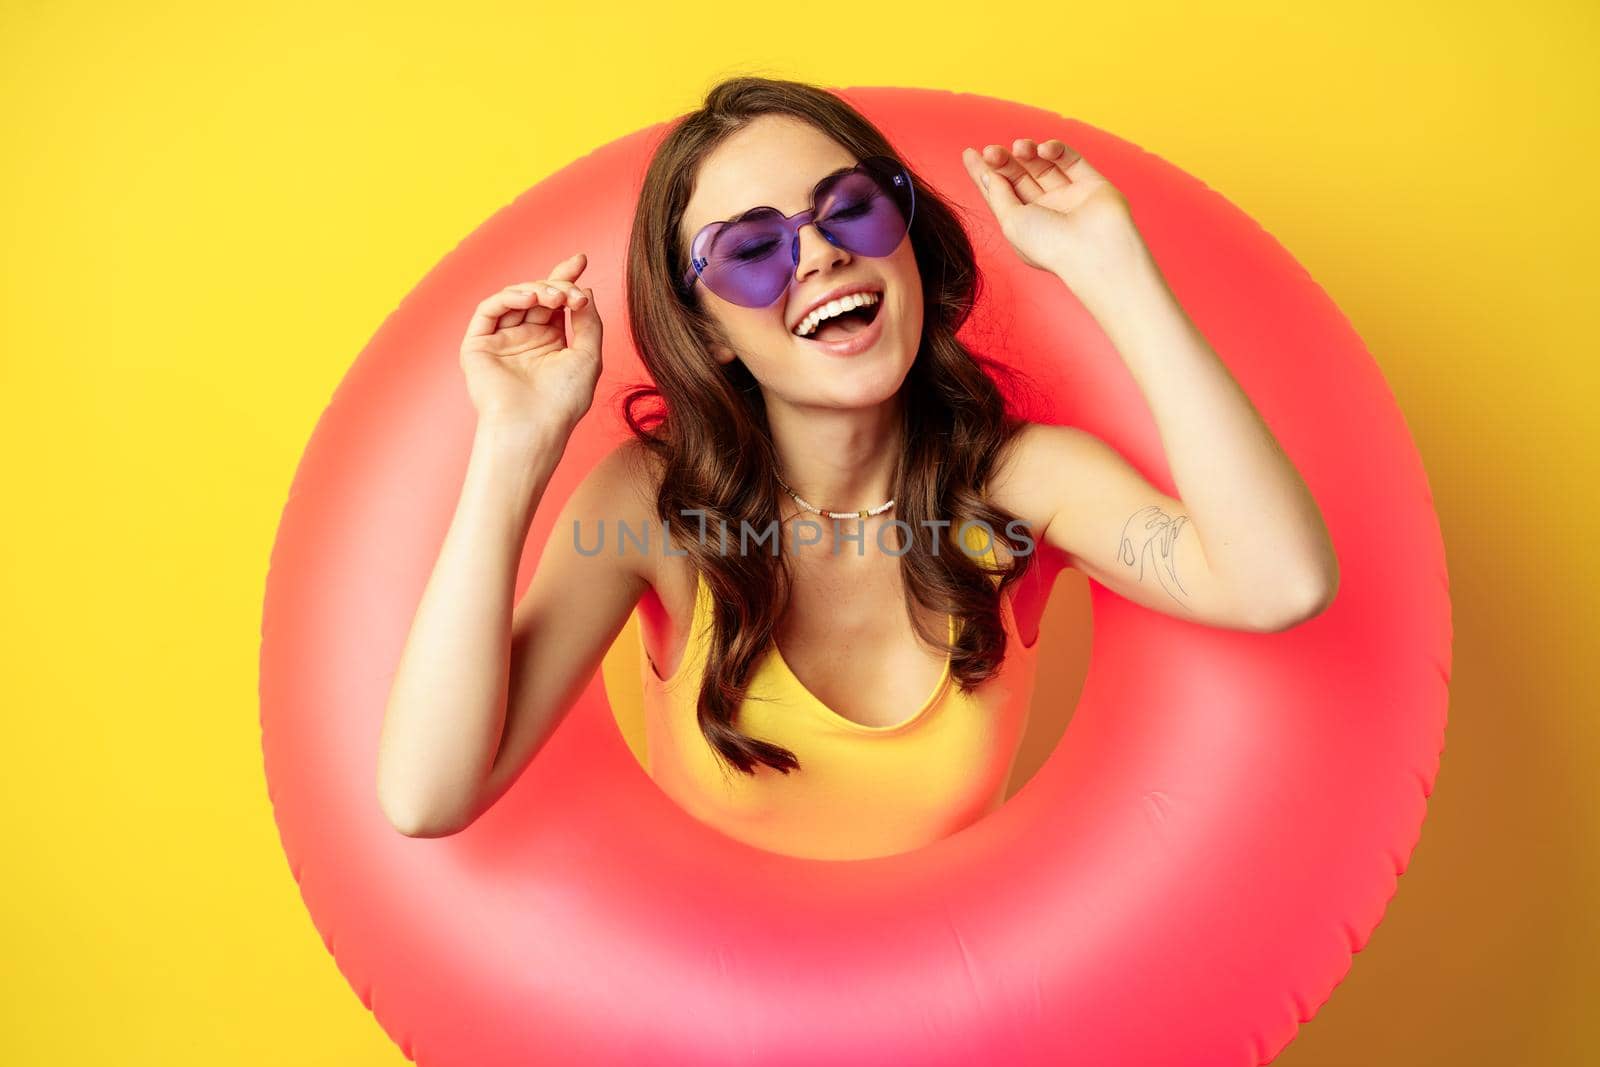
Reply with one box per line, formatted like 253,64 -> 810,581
788,283 -> 884,335
793,296 -> 887,358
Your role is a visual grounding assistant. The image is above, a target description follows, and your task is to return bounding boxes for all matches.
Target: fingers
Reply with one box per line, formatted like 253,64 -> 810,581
964,138 -> 1088,204
1036,139 -> 1090,188
547,251 -> 589,283
524,279 -> 588,309
981,142 -> 1045,201
466,285 -> 541,339
961,146 -> 1022,219
567,285 -> 603,358
465,281 -> 576,340
1037,138 -> 1083,168
496,303 -> 532,332
463,257 -> 594,341
1015,138 -> 1076,193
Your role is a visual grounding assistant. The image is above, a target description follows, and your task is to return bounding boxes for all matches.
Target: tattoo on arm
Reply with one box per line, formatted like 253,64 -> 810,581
1116,505 -> 1194,611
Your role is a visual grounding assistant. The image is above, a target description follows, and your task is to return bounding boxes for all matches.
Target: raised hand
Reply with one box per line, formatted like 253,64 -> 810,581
458,252 -> 602,442
961,138 -> 1147,285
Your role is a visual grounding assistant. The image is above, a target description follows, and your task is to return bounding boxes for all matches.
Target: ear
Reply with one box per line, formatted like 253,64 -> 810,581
700,320 -> 739,365
693,309 -> 742,367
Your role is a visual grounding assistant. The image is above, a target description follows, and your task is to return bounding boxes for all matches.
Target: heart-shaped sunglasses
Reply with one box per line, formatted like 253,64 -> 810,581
679,155 -> 916,309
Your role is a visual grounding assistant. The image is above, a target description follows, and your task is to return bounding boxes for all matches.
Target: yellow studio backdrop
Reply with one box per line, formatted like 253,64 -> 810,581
2,2 -> 1594,1064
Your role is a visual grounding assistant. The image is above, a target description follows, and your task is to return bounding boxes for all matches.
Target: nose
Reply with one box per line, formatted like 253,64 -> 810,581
792,220 -> 850,283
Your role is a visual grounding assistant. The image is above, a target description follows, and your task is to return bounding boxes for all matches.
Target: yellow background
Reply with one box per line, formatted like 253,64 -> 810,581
3,1 -> 1594,1063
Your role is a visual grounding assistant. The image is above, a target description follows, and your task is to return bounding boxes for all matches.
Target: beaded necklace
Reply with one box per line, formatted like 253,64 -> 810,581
773,471 -> 895,520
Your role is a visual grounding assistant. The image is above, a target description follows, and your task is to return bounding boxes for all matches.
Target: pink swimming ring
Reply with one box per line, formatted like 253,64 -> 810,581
261,86 -> 1450,1065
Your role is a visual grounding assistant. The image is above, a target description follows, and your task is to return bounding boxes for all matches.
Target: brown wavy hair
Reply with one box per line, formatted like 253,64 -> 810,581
621,76 -> 1036,778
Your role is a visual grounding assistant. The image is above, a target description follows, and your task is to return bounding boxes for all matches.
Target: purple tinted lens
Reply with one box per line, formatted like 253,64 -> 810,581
812,168 -> 911,257
690,158 -> 913,308
695,209 -> 792,308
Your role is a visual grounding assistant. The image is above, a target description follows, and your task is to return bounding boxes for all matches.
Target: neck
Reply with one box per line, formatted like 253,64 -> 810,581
765,392 -> 904,515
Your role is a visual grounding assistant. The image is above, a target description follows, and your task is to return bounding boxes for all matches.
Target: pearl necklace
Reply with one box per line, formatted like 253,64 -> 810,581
774,471 -> 896,520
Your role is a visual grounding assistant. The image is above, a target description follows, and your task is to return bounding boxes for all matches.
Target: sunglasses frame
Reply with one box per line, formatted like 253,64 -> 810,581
678,155 -> 916,308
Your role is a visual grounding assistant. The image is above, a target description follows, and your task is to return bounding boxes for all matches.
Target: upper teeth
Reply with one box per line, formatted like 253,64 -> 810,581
795,291 -> 880,338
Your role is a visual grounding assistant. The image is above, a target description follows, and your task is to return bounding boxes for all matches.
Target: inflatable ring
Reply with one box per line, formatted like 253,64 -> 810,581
261,87 -> 1450,1065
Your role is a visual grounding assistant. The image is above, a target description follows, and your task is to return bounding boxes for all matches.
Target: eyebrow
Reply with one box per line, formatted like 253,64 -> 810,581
679,161 -> 862,267
715,162 -> 859,227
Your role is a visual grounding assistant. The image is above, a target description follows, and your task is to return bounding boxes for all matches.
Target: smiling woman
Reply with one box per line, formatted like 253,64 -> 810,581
264,81 -> 1448,1067
615,81 -> 1047,813
603,76 -> 1335,854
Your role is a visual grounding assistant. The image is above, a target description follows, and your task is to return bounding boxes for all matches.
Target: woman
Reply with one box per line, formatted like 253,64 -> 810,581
377,77 -> 1338,859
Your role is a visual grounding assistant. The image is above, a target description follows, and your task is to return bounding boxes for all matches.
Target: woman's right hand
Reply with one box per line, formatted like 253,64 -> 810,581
459,252 -> 603,441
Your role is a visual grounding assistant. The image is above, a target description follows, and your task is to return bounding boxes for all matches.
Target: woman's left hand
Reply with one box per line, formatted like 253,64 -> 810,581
962,138 -> 1148,285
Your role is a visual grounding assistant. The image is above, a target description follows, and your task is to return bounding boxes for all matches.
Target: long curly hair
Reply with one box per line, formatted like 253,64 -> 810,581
621,76 -> 1035,778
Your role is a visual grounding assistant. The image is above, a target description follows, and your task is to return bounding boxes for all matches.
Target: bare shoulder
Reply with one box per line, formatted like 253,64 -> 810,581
987,420 -> 1096,552
566,436 -> 666,584
589,435 -> 665,502
581,437 -> 702,665
988,420 -> 1283,630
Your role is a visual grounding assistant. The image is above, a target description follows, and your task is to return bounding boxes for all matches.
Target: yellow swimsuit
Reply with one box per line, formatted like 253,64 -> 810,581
638,532 -> 1041,861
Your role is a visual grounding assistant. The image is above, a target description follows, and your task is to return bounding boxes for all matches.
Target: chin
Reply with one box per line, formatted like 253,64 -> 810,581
815,355 -> 914,410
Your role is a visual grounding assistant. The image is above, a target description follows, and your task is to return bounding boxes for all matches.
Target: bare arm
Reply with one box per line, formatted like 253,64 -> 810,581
376,428 -> 651,836
376,421 -> 556,836
966,139 -> 1338,632
473,440 -> 654,817
994,422 -> 1312,633
377,251 -> 651,836
1058,254 -> 1337,630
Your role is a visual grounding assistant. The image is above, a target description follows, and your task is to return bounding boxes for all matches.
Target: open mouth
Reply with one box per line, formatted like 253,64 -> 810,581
792,291 -> 884,344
